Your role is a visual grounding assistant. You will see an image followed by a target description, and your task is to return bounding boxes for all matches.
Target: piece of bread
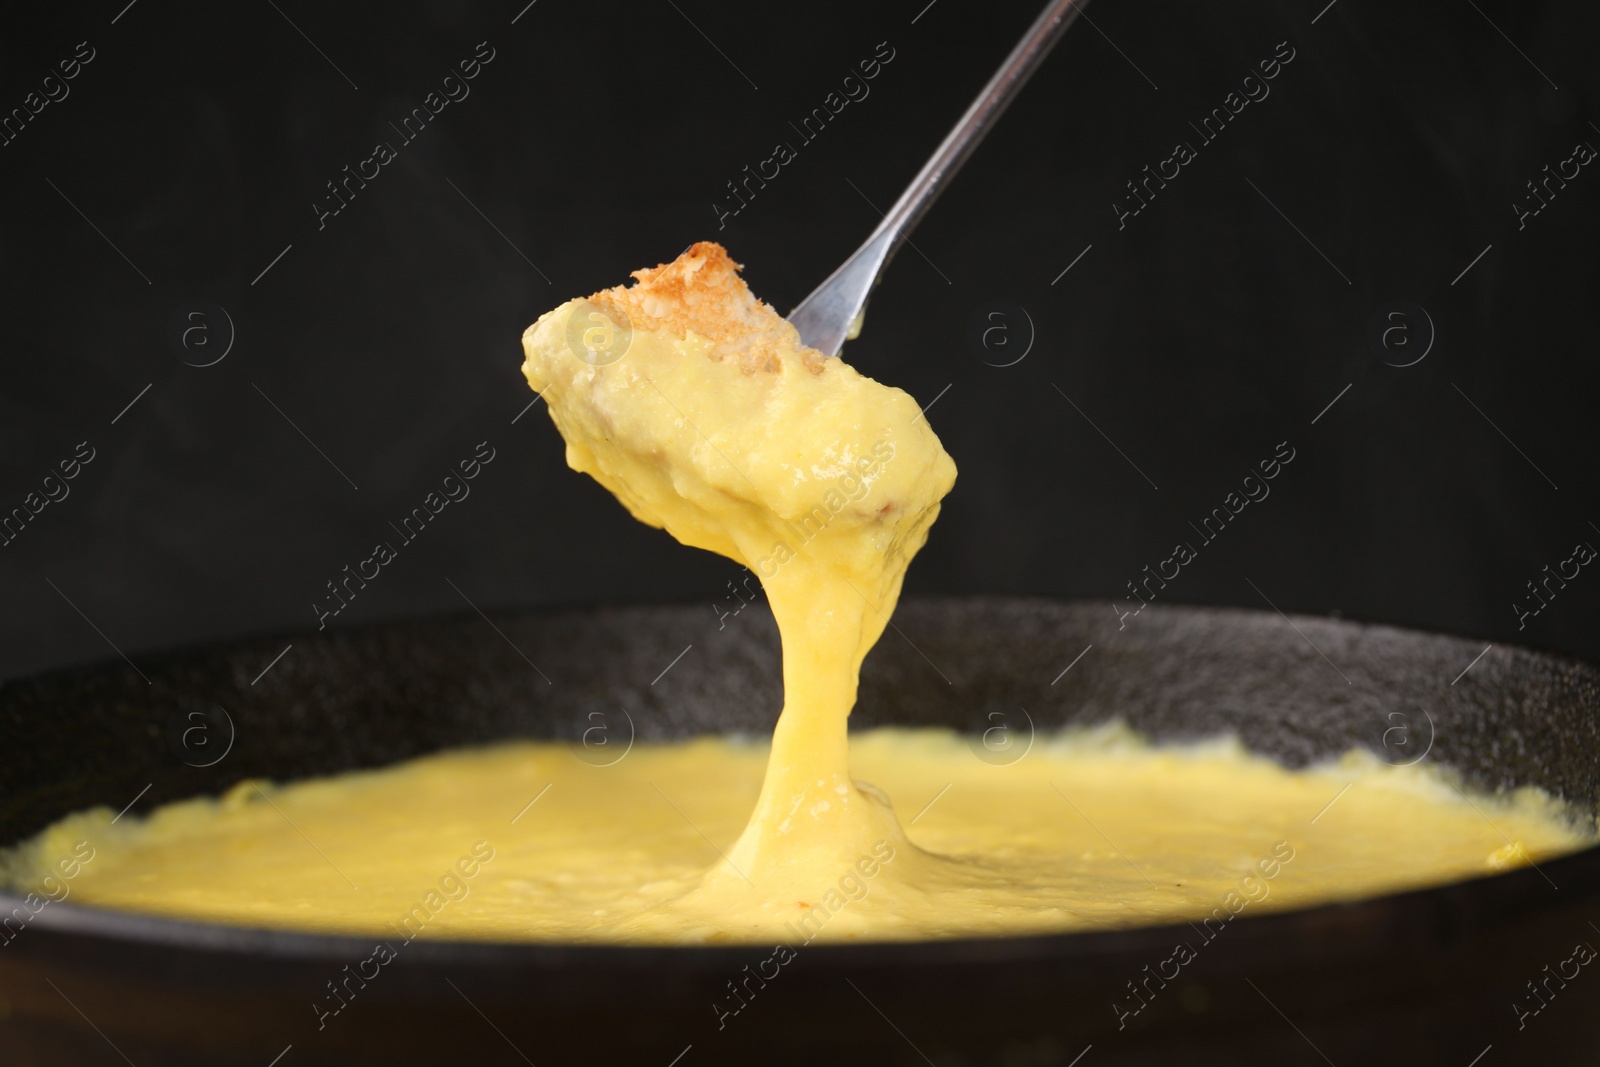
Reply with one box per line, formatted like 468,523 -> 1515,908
588,241 -> 827,376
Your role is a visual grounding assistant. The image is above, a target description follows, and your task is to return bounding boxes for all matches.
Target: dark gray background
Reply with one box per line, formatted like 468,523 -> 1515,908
1,0 -> 1595,681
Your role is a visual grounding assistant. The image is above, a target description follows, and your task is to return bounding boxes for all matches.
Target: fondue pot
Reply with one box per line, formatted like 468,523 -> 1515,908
2,599 -> 1596,1065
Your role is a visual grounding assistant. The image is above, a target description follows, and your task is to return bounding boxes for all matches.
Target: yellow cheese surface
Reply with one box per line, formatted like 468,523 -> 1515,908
3,729 -> 1587,944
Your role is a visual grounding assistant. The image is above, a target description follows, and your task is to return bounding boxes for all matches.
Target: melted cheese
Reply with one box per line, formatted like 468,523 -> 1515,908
518,243 -> 956,918
3,730 -> 1587,943
3,243 -> 1590,944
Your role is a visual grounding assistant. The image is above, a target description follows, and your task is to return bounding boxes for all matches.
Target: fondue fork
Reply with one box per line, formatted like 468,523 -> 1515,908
788,0 -> 1090,356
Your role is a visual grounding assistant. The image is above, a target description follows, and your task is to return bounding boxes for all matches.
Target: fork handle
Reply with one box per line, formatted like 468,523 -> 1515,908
876,0 -> 1090,255
788,0 -> 1088,355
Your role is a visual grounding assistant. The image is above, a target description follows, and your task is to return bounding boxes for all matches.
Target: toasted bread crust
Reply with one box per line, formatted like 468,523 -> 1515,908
590,242 -> 826,375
